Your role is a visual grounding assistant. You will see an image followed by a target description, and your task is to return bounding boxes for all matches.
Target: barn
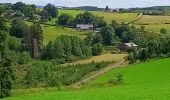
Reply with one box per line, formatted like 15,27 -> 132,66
76,24 -> 94,30
119,42 -> 138,51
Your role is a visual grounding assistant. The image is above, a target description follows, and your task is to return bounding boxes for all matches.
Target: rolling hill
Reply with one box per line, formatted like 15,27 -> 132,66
4,58 -> 170,100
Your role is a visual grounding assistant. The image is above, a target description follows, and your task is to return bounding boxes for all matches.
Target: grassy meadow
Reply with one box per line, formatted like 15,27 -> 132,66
134,15 -> 170,33
59,9 -> 138,24
25,21 -> 88,44
63,53 -> 127,66
3,58 -> 170,100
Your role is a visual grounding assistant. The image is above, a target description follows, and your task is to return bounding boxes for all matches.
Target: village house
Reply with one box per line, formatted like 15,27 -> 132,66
5,10 -> 24,19
76,24 -> 94,30
119,42 -> 138,51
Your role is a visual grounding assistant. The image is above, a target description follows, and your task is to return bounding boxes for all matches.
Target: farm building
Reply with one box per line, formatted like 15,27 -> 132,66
76,24 -> 94,30
5,10 -> 24,19
119,42 -> 137,51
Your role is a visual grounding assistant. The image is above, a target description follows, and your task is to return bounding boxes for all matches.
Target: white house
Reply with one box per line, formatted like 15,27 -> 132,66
76,24 -> 94,30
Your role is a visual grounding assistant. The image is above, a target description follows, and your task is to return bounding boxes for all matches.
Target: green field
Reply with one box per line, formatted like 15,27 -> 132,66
3,58 -> 170,100
134,15 -> 170,33
25,21 -> 88,44
59,9 -> 138,24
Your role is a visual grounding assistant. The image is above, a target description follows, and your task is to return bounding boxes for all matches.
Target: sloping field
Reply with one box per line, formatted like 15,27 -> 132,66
25,21 -> 87,44
135,15 -> 170,24
63,53 -> 127,66
43,25 -> 87,44
134,15 -> 170,33
4,58 -> 170,100
59,9 -> 138,24
91,11 -> 138,24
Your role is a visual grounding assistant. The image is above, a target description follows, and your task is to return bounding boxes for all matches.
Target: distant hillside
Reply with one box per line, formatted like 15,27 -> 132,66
73,6 -> 105,11
36,5 -> 44,9
130,6 -> 170,12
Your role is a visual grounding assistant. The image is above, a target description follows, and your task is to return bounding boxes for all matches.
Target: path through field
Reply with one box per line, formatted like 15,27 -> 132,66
73,59 -> 125,86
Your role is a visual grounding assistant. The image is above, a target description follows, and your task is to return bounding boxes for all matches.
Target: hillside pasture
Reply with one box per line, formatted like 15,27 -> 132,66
134,15 -> 170,33
25,21 -> 88,44
3,58 -> 170,100
59,9 -> 138,24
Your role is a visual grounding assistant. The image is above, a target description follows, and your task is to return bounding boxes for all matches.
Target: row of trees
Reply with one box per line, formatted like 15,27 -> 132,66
9,19 -> 43,59
42,35 -> 92,63
128,28 -> 170,63
57,11 -> 107,28
25,61 -> 110,87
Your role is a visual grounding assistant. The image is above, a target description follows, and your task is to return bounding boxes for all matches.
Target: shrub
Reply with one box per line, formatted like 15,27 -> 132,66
24,61 -> 111,87
18,51 -> 31,65
159,54 -> 167,59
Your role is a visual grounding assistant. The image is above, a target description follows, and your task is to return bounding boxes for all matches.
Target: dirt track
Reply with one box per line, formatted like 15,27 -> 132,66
73,59 -> 125,86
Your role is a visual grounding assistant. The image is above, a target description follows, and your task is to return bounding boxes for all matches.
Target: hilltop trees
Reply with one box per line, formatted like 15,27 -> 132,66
58,13 -> 74,26
74,11 -> 106,28
44,4 -> 58,18
11,2 -> 36,18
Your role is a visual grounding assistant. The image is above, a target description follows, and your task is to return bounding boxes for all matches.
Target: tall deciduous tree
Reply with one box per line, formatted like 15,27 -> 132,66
100,25 -> 115,45
0,30 -> 14,98
30,22 -> 43,59
44,4 -> 58,18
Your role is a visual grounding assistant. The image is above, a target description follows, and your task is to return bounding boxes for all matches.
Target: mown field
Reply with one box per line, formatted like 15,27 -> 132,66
134,15 -> 170,33
59,9 -> 138,24
63,53 -> 127,66
3,58 -> 170,100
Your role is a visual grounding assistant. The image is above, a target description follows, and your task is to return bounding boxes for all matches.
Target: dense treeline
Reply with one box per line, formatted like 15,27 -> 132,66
57,11 -> 107,28
42,35 -> 92,63
25,61 -> 111,87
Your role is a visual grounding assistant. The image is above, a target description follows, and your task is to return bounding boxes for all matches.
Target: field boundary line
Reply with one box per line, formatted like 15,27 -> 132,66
126,13 -> 143,24
72,59 -> 125,86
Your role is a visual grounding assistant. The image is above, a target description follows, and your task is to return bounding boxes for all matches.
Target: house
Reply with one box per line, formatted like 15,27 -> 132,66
76,24 -> 94,30
5,10 -> 24,19
119,42 -> 137,51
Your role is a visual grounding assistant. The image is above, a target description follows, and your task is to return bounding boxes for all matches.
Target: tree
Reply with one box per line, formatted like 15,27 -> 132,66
100,25 -> 115,45
10,19 -> 29,38
38,10 -> 49,22
160,28 -> 167,34
0,30 -> 14,98
92,43 -> 104,56
74,11 -> 94,25
0,17 -> 7,31
58,13 -> 73,26
30,22 -> 43,59
44,4 -> 58,18
139,49 -> 149,61
105,5 -> 109,11
11,2 -> 26,13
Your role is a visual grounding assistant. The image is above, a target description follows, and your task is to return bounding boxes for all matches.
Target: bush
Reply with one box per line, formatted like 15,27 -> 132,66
159,54 -> 167,59
150,54 -> 158,58
24,61 -> 111,87
18,51 -> 31,65
109,74 -> 124,85
92,43 -> 104,56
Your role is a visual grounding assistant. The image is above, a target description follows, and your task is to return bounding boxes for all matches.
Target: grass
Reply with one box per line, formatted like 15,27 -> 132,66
135,15 -> 170,25
25,21 -> 88,44
134,15 -> 170,33
3,58 -> 170,100
59,9 -> 138,24
63,53 -> 127,66
134,24 -> 170,33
